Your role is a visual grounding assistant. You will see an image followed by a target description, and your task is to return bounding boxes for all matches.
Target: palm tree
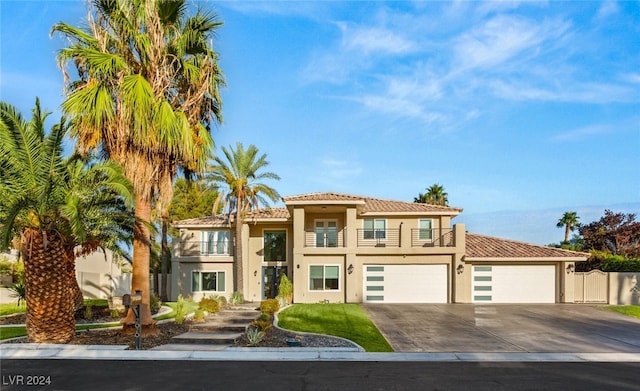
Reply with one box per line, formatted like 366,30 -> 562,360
0,99 -> 133,343
52,0 -> 224,332
207,143 -> 280,296
557,211 -> 580,244
415,184 -> 448,206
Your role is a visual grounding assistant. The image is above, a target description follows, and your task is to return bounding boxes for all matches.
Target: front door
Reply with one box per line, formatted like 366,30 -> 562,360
262,266 -> 288,299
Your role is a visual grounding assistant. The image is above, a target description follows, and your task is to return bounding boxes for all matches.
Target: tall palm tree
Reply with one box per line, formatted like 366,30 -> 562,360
0,99 -> 133,343
557,211 -> 580,244
415,183 -> 449,206
52,0 -> 224,332
207,143 -> 280,296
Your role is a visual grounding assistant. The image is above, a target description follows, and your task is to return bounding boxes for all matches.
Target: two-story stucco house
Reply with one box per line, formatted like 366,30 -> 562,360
171,192 -> 589,304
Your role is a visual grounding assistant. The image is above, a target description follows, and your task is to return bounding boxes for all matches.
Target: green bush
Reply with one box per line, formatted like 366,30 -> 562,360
194,309 -> 205,322
84,304 -> 93,320
8,283 -> 26,306
276,274 -> 293,305
150,293 -> 161,313
602,259 -> 640,272
174,295 -> 186,325
229,291 -> 244,305
245,327 -> 264,346
260,298 -> 280,314
199,296 -> 220,313
251,319 -> 272,332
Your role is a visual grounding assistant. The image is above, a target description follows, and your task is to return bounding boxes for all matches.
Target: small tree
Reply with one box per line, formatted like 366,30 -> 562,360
415,184 -> 448,206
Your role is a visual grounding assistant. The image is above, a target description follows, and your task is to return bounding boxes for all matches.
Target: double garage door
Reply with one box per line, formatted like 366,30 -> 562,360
363,264 -> 448,303
362,264 -> 557,303
472,265 -> 556,303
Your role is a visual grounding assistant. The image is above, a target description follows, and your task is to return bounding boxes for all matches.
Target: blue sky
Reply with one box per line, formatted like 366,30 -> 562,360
1,1 -> 639,244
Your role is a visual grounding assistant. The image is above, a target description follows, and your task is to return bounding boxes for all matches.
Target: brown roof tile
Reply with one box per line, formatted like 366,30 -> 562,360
283,192 -> 462,215
172,208 -> 290,227
465,233 -> 590,259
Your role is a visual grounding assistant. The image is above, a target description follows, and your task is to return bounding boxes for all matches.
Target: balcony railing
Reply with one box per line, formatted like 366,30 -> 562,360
410,228 -> 454,247
304,229 -> 346,248
178,240 -> 233,257
356,228 -> 400,247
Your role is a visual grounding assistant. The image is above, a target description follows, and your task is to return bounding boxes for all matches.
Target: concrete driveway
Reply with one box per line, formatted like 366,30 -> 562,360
362,304 -> 640,353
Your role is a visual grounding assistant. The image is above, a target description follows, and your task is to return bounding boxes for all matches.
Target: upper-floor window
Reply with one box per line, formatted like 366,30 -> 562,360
264,230 -> 286,262
419,219 -> 433,240
201,231 -> 230,256
315,220 -> 338,247
363,218 -> 386,240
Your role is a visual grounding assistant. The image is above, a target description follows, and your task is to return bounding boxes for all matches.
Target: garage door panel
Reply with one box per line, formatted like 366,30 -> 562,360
473,265 -> 555,304
364,264 -> 447,303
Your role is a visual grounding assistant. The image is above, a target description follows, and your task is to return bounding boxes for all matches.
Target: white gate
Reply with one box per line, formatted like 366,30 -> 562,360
575,270 -> 608,303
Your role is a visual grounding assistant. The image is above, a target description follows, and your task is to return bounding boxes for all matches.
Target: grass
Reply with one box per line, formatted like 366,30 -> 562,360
277,304 -> 393,352
0,303 -> 26,316
602,305 -> 640,319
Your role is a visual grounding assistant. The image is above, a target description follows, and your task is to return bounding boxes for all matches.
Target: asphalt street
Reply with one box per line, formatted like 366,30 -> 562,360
2,359 -> 640,391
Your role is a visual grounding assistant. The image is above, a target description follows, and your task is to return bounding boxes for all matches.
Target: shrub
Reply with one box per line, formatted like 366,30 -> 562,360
174,294 -> 186,325
245,326 -> 264,346
84,304 -> 93,320
251,319 -> 273,332
194,309 -> 205,323
259,313 -> 271,322
260,298 -> 280,314
229,291 -> 244,305
150,293 -> 161,314
602,259 -> 640,272
110,309 -> 121,319
8,283 -> 26,307
276,274 -> 293,304
199,296 -> 220,313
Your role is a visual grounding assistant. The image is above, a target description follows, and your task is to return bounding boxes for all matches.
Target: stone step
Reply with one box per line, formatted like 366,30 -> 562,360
171,331 -> 241,345
206,315 -> 257,324
190,322 -> 247,332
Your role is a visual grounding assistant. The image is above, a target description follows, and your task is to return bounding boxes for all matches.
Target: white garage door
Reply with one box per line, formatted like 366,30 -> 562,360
472,265 -> 556,303
363,264 -> 448,303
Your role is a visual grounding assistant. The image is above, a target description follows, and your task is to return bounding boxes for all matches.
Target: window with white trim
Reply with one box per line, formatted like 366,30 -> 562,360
309,265 -> 340,291
264,230 -> 286,262
192,271 -> 226,292
315,220 -> 338,247
201,231 -> 231,255
418,219 -> 433,240
363,219 -> 386,240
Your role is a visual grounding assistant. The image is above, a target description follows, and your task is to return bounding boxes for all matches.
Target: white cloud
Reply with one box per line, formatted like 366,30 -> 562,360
338,23 -> 416,55
595,0 -> 620,20
552,124 -> 613,142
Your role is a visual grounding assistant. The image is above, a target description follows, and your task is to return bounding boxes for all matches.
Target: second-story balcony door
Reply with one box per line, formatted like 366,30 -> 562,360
315,220 -> 338,248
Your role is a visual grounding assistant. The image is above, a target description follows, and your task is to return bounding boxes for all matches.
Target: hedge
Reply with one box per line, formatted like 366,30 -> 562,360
601,259 -> 640,272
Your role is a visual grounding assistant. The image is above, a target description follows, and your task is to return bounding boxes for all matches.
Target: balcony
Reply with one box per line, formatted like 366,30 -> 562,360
304,229 -> 346,248
356,228 -> 400,247
177,240 -> 233,257
410,228 -> 454,247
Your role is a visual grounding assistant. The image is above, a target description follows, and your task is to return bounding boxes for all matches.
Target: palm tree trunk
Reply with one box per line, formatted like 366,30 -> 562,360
64,247 -> 84,312
22,229 -> 75,343
564,225 -> 570,243
234,208 -> 244,295
160,212 -> 169,302
122,195 -> 158,336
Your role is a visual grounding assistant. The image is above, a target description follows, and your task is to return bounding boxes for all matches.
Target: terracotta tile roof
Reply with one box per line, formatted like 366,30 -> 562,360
172,208 -> 290,227
283,192 -> 462,215
465,233 -> 590,260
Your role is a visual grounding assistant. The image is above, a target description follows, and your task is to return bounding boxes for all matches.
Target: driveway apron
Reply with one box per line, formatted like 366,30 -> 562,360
362,304 -> 640,353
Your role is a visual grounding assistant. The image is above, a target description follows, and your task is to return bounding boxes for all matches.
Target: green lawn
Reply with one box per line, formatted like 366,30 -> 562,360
277,304 -> 393,352
602,305 -> 640,319
0,303 -> 26,316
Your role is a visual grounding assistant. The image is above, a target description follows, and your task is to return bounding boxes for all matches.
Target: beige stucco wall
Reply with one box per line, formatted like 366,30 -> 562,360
75,248 -> 130,299
173,260 -> 234,302
609,272 -> 640,305
293,255 -> 346,303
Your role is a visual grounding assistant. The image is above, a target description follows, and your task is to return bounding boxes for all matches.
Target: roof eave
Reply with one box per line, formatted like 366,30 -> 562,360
464,256 -> 589,262
362,210 -> 462,216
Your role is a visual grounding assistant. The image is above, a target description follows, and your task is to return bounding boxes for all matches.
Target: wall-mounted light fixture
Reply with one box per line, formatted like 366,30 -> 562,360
566,264 -> 575,274
348,264 -> 354,274
190,232 -> 194,238
254,270 -> 257,277
456,264 -> 464,275
297,264 -> 300,269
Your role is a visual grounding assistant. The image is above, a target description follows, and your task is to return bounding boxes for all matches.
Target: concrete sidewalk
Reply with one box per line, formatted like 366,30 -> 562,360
2,343 -> 640,362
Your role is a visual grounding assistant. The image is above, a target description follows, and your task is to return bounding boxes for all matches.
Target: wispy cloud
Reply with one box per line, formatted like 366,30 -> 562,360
337,23 -> 416,55
595,0 -> 620,20
552,124 -> 613,142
